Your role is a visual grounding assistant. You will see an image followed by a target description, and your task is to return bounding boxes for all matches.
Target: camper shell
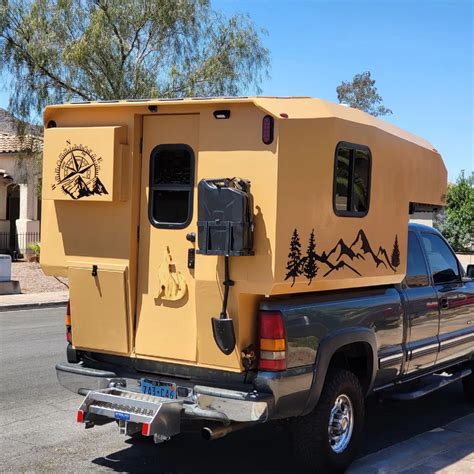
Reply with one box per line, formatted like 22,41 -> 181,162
41,96 -> 446,372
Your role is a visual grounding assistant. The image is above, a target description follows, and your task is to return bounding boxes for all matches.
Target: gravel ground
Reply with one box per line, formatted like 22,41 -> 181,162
11,261 -> 69,293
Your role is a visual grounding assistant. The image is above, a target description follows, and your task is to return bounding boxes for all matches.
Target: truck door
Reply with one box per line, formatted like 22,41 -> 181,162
420,231 -> 474,364
403,231 -> 439,373
134,114 -> 199,362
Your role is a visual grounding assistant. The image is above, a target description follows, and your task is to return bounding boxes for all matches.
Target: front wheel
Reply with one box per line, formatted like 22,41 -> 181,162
290,369 -> 365,473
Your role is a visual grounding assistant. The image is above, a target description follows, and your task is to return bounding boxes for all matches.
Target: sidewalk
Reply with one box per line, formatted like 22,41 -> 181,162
0,290 -> 68,312
349,413 -> 474,473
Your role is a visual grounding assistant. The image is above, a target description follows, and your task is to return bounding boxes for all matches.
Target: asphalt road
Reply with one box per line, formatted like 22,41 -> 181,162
0,307 -> 473,473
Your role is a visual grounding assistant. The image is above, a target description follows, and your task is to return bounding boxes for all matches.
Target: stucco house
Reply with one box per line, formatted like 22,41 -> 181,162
0,108 -> 42,255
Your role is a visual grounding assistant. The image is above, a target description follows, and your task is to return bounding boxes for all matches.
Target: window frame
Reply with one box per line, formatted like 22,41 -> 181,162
420,231 -> 462,286
332,141 -> 372,218
148,143 -> 195,230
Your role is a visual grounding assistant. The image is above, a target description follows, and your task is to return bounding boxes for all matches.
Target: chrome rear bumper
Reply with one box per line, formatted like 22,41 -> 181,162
56,362 -> 271,425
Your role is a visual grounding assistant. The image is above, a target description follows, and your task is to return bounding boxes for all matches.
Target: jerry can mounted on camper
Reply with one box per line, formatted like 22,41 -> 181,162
70,177 -> 262,442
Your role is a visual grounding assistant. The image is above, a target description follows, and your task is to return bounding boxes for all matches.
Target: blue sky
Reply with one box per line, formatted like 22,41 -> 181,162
215,0 -> 473,181
0,0 -> 472,180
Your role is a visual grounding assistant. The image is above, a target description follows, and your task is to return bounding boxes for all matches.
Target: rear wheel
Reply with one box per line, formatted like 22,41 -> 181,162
462,363 -> 474,403
290,369 -> 365,473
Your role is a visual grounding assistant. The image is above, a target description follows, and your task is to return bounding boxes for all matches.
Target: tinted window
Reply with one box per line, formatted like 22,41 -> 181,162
421,233 -> 460,285
406,231 -> 429,287
149,144 -> 194,228
334,143 -> 371,216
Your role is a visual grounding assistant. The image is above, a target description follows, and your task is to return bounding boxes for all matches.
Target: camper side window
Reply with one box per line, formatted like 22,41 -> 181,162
333,142 -> 371,217
149,144 -> 195,229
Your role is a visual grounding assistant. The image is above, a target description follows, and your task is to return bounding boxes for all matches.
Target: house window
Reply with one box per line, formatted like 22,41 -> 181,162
149,144 -> 195,229
333,142 -> 371,217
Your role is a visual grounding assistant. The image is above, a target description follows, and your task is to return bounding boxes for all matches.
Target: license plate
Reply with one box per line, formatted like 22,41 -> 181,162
140,379 -> 177,399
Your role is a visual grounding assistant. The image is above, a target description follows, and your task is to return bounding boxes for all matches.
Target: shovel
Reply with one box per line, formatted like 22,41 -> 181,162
212,256 -> 236,355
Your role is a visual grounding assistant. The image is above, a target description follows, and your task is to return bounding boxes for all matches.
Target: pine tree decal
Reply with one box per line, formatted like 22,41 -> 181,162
303,229 -> 319,285
391,235 -> 400,272
285,228 -> 303,287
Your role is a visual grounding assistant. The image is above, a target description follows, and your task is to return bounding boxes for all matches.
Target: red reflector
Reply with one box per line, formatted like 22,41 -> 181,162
259,311 -> 285,339
66,300 -> 71,316
259,358 -> 286,371
77,410 -> 84,423
142,423 -> 150,436
66,329 -> 72,343
262,115 -> 274,144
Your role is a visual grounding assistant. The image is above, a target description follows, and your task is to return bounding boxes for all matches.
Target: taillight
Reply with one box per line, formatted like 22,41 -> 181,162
66,300 -> 72,343
258,311 -> 287,371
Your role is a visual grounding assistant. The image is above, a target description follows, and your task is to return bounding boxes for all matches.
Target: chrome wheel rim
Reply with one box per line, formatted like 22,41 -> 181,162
328,394 -> 354,453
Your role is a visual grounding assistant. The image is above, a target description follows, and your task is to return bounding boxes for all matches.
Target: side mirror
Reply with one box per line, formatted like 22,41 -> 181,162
466,264 -> 474,278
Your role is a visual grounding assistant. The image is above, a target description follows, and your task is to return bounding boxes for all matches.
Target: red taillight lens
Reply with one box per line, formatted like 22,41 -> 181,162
262,115 -> 274,144
77,409 -> 84,423
258,311 -> 287,371
142,423 -> 150,436
66,300 -> 72,343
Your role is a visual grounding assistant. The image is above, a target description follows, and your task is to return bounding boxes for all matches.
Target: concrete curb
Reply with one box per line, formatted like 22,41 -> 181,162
349,413 -> 474,473
0,291 -> 69,313
0,300 -> 68,312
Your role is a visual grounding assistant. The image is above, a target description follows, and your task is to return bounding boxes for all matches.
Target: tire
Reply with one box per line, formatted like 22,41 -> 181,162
290,368 -> 365,473
462,363 -> 474,403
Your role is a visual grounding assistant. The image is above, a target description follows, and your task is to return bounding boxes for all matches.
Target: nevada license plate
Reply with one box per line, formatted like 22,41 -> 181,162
140,379 -> 177,399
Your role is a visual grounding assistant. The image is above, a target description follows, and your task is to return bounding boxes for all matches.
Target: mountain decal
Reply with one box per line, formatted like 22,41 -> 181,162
62,176 -> 108,200
284,228 -> 400,284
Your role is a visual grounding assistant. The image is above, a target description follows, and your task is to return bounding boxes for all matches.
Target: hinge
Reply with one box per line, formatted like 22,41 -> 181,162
137,225 -> 140,242
139,137 -> 143,154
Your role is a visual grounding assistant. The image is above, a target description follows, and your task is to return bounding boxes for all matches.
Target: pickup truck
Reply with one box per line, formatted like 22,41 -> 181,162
57,222 -> 474,472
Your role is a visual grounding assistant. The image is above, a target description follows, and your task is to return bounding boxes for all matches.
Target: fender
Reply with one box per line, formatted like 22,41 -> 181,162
302,327 -> 378,416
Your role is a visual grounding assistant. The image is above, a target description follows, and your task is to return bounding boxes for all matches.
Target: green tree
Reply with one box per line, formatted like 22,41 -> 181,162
336,71 -> 392,117
435,171 -> 474,252
0,0 -> 270,122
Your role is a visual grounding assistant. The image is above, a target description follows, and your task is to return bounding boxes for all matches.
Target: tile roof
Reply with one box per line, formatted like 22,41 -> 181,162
0,133 -> 43,154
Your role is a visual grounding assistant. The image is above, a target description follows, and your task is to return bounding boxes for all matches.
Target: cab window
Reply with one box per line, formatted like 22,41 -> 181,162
421,233 -> 461,285
333,142 -> 371,217
406,231 -> 429,287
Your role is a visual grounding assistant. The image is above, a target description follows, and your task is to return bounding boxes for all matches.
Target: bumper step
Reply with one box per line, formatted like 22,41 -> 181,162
78,388 -> 183,440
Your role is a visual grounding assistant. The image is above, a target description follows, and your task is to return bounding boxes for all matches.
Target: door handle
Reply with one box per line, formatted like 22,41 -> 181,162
440,297 -> 449,309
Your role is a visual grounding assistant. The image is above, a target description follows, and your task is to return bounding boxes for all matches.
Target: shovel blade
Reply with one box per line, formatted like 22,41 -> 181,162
212,317 -> 236,355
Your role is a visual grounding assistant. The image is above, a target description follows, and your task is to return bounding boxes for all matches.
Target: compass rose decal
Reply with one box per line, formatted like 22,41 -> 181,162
52,142 -> 108,200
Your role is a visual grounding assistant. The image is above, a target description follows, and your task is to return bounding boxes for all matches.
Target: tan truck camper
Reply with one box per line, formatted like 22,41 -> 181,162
44,97 -> 455,470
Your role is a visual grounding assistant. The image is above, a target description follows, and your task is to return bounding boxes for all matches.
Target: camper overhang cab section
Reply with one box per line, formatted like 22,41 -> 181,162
41,97 -> 447,428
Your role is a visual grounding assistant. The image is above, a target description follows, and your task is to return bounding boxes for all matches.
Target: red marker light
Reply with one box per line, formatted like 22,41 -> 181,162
77,410 -> 84,423
262,115 -> 274,144
142,423 -> 150,436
